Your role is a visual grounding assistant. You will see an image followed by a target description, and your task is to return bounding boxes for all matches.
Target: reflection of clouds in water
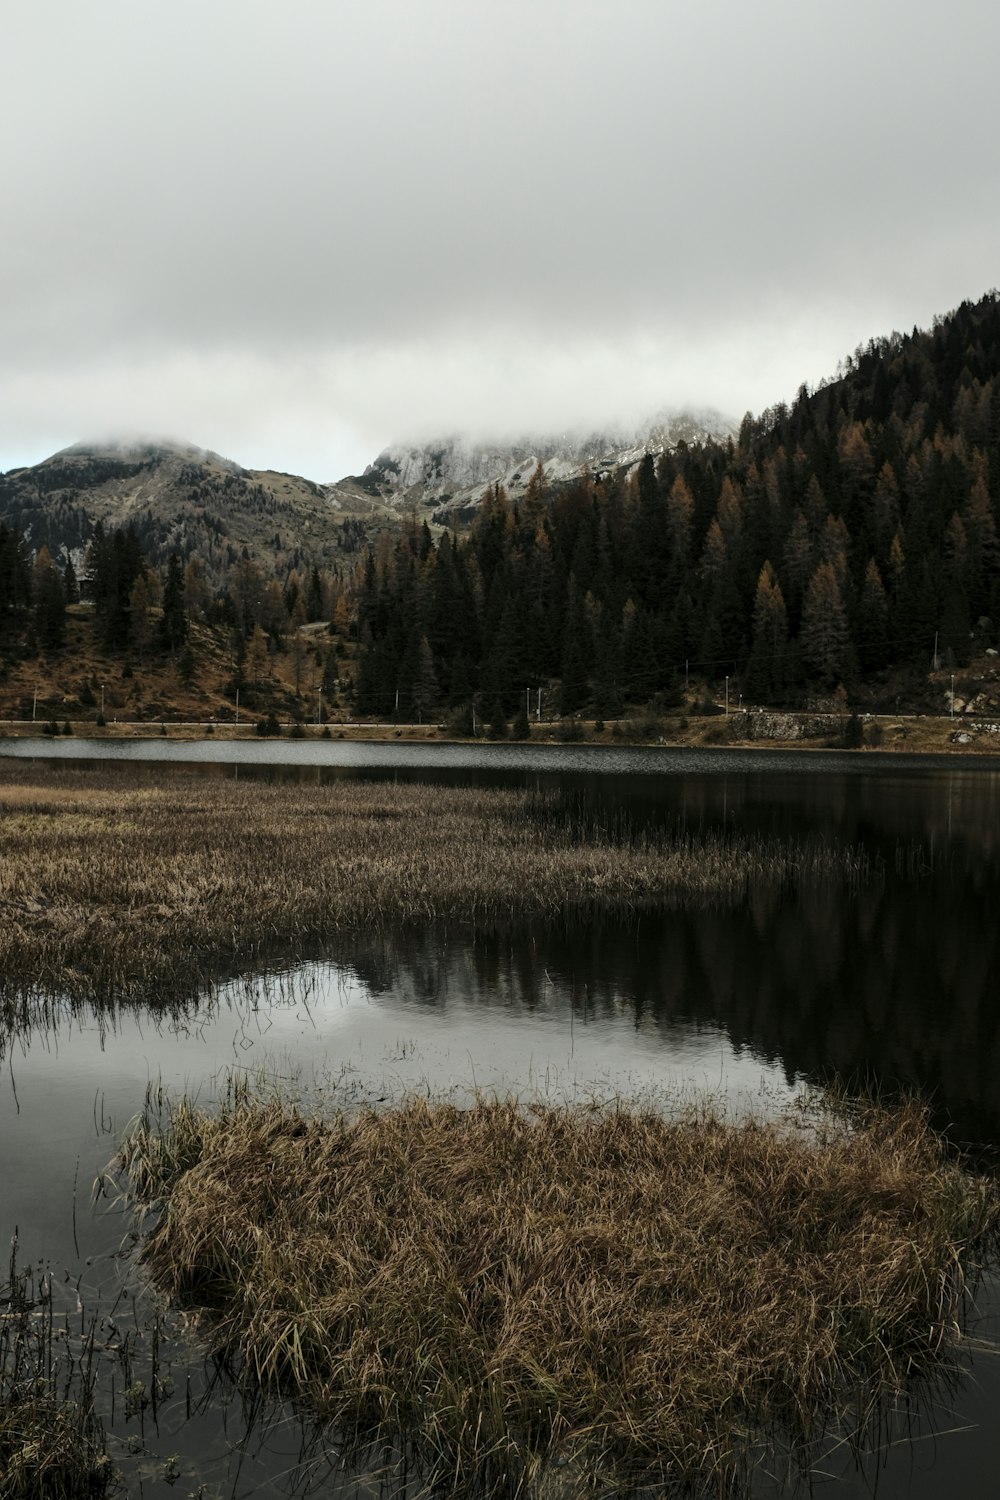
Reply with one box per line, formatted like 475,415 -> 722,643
210,950 -> 797,1120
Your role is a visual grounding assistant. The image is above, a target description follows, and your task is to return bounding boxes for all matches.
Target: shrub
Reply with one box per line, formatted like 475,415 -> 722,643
842,712 -> 864,749
556,718 -> 585,742
486,697 -> 508,740
628,713 -> 666,741
444,704 -> 475,737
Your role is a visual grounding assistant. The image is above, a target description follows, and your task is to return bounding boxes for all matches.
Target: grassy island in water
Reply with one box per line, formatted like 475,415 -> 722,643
120,1087 -> 999,1498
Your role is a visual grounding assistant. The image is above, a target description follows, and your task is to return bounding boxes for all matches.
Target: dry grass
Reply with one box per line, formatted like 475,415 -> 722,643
0,764 -> 872,1006
119,1087 -> 998,1498
0,1249 -> 113,1498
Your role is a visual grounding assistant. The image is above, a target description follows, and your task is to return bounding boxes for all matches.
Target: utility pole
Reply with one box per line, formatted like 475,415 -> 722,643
950,673 -> 955,719
318,688 -> 323,726
235,687 -> 239,724
536,686 -> 542,721
100,683 -> 105,719
32,688 -> 37,722
725,676 -> 729,716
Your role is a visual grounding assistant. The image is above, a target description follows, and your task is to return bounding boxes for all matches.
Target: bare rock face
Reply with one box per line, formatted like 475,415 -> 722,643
357,408 -> 736,515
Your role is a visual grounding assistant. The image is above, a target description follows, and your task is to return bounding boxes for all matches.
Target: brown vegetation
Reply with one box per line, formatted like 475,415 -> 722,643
0,603 -> 331,728
0,765 -> 873,1008
120,1087 -> 1000,1498
0,1250 -> 112,1498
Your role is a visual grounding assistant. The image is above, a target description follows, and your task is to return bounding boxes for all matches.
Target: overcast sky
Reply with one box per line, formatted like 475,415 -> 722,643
2,0 -> 997,480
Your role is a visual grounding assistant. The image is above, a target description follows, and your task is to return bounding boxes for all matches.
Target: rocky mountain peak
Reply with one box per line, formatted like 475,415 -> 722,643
353,407 -> 735,516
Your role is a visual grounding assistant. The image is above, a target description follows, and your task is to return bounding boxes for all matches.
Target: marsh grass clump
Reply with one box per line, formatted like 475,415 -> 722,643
0,765 -> 877,1008
0,1248 -> 113,1498
120,1089 -> 999,1498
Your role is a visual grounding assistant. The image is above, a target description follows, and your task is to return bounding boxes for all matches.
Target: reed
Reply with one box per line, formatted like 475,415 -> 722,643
0,764 -> 874,1009
120,1085 -> 998,1498
0,1245 -> 113,1498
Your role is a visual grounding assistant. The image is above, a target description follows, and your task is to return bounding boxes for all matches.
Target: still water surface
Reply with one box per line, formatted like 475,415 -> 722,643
2,741 -> 1000,1496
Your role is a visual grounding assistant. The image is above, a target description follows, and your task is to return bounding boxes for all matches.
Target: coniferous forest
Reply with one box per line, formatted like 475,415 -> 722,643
353,293 -> 1000,721
1,292 -> 999,728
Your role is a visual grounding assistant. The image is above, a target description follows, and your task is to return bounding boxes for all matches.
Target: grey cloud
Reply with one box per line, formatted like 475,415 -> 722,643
3,1 -> 998,477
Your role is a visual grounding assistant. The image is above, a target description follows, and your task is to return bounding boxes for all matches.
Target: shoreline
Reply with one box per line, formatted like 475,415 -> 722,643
1,711 -> 999,759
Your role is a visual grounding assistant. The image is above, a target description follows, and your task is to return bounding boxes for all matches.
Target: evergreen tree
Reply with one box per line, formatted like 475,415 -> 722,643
411,634 -> 438,722
62,556 -> 79,604
744,562 -> 788,703
855,560 -> 891,674
129,571 -> 157,657
559,581 -> 592,714
87,523 -> 148,650
801,561 -> 853,686
32,546 -> 66,651
486,693 -> 507,739
0,524 -> 32,624
159,553 -> 187,653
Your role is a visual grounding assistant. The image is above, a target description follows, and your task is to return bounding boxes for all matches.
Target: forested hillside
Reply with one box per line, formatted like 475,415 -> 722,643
354,293 -> 1000,721
2,293 -> 999,731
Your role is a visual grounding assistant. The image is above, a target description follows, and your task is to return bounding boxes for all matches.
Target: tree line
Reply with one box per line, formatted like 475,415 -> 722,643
0,517 -> 350,707
353,292 -> 1000,721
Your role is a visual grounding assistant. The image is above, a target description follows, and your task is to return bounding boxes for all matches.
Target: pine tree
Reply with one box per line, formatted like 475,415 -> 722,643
797,558 -> 851,687
411,634 -> 438,723
88,524 -> 148,650
855,559 -> 890,674
0,524 -> 32,625
159,553 -> 187,654
32,546 -> 66,651
744,562 -> 788,703
800,561 -> 853,686
559,581 -> 592,714
129,572 -> 157,657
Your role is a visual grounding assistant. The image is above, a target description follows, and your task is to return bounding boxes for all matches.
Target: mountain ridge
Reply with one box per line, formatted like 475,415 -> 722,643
0,409 -> 737,577
351,408 -> 735,518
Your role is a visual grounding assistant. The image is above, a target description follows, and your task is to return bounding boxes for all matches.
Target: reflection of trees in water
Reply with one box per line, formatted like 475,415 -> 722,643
330,862 -> 1000,1151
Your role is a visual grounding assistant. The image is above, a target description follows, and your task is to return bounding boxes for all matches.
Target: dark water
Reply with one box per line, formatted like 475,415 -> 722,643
2,742 -> 1000,1497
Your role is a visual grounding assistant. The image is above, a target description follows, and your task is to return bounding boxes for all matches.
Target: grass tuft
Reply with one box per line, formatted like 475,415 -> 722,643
0,1247 -> 114,1498
119,1087 -> 998,1497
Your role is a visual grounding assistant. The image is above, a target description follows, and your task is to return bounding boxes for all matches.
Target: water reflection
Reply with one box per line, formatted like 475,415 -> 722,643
282,896 -> 1000,1153
4,748 -> 1000,1497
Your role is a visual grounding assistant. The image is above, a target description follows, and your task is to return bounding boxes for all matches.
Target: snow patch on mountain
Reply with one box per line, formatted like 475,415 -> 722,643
356,408 -> 735,514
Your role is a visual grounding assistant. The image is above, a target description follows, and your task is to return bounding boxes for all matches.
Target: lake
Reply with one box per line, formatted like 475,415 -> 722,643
2,739 -> 1000,1497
